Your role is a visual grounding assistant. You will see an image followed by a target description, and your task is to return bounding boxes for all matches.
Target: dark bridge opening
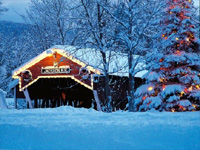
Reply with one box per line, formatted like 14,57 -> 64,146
27,78 -> 96,109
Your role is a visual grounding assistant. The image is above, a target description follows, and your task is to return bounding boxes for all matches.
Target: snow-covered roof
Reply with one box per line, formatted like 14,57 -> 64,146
0,88 -> 7,96
8,79 -> 19,90
12,45 -> 147,78
51,45 -> 147,77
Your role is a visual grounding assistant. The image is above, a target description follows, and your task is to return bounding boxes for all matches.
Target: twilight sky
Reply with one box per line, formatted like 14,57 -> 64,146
0,0 -> 199,23
1,0 -> 30,23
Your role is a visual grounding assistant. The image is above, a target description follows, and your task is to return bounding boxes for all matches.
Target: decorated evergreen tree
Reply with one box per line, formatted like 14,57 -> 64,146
134,0 -> 200,112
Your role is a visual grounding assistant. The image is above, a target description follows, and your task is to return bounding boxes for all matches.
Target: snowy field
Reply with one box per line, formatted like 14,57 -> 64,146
0,100 -> 200,150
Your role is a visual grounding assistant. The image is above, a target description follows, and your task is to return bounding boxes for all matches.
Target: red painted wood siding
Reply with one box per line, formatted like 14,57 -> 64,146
18,53 -> 93,89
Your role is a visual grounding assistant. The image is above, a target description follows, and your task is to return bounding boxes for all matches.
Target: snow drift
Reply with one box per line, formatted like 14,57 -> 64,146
0,106 -> 200,150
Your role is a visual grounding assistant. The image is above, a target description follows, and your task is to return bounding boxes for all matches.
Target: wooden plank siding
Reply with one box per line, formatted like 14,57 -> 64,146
17,53 -> 94,91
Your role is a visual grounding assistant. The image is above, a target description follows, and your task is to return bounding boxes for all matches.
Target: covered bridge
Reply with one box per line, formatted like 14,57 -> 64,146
10,45 -> 147,111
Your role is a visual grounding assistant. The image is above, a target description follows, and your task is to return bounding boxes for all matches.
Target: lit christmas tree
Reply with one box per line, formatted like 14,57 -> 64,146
134,0 -> 200,112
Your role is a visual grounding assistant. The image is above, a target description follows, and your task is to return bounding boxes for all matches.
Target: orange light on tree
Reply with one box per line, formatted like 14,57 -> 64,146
184,88 -> 189,94
192,104 -> 196,108
142,96 -> 147,100
147,101 -> 152,106
160,67 -> 167,71
159,58 -> 164,62
180,91 -> 185,97
188,86 -> 193,91
179,105 -> 186,111
162,84 -> 166,91
196,85 -> 200,89
148,86 -> 153,91
189,25 -> 194,28
175,50 -> 182,55
135,0 -> 200,112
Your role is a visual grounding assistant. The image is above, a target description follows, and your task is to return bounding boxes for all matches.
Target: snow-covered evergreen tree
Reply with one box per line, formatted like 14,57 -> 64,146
134,0 -> 200,112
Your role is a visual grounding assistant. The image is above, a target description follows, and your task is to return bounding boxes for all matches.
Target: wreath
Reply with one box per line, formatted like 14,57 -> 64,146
21,70 -> 33,83
79,67 -> 90,79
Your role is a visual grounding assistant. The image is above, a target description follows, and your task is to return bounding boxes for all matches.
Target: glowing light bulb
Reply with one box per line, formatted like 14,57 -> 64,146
142,96 -> 146,100
159,58 -> 164,62
148,86 -> 153,91
192,104 -> 196,108
180,91 -> 185,97
186,38 -> 190,41
196,85 -> 200,89
188,86 -> 193,91
176,37 -> 179,41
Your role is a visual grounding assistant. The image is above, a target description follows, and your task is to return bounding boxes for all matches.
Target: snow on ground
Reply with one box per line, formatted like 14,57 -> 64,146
0,100 -> 200,150
5,98 -> 16,109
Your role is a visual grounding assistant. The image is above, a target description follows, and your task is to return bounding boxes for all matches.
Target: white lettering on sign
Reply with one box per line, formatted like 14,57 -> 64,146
41,66 -> 71,74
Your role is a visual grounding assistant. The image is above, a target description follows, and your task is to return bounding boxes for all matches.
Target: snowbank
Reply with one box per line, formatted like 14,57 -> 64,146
0,106 -> 200,150
0,88 -> 7,109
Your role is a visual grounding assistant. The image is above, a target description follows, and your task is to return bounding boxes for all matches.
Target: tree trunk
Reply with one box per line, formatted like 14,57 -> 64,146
128,51 -> 135,112
97,3 -> 112,112
105,72 -> 112,112
101,51 -> 112,112
128,0 -> 135,112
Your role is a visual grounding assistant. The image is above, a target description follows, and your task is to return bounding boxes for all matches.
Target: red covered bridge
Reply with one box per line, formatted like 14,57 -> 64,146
10,45 -> 146,111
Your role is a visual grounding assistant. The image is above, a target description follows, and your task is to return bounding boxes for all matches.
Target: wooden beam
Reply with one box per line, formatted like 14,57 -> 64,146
23,88 -> 33,109
14,86 -> 17,109
34,99 -> 38,108
93,90 -> 102,111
